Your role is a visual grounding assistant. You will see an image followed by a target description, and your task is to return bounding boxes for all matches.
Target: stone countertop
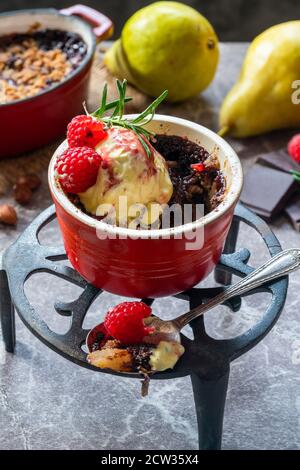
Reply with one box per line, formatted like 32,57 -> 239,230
0,43 -> 300,450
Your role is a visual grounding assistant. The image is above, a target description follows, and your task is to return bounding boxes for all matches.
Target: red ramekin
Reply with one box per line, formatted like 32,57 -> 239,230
49,115 -> 243,298
0,5 -> 113,159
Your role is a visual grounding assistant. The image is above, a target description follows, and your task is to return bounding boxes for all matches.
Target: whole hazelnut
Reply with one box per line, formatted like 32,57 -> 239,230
0,204 -> 17,225
13,182 -> 32,205
17,173 -> 41,191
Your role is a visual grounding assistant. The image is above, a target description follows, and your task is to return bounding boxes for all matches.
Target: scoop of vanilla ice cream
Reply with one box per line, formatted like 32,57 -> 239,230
149,341 -> 185,371
79,127 -> 173,226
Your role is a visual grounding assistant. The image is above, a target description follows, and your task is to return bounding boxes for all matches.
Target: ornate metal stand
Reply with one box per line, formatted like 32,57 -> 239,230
0,203 -> 288,450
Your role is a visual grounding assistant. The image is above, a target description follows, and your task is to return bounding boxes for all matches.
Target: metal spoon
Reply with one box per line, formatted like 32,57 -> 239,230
87,248 -> 300,351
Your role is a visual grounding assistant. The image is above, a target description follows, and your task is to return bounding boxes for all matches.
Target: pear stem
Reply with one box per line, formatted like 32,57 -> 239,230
218,126 -> 230,137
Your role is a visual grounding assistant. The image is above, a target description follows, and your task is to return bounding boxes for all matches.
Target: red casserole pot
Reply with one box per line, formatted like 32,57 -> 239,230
0,4 -> 113,159
49,115 -> 243,298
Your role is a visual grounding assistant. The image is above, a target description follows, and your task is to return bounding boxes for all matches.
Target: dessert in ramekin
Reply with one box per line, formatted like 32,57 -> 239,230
49,85 -> 243,298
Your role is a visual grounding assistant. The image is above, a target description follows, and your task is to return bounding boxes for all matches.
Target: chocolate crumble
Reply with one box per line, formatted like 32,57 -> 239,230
65,134 -> 226,228
128,344 -> 153,372
152,134 -> 226,215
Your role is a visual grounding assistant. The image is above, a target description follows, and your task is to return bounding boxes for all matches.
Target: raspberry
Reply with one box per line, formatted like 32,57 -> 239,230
104,302 -> 153,344
191,163 -> 206,172
288,134 -> 300,164
55,147 -> 102,193
67,115 -> 107,148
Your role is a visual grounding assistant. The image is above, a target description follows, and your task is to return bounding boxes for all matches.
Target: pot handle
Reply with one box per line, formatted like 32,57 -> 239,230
60,4 -> 113,42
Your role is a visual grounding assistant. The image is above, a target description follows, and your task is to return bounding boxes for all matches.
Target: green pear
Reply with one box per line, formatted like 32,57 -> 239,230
105,2 -> 219,102
219,21 -> 300,138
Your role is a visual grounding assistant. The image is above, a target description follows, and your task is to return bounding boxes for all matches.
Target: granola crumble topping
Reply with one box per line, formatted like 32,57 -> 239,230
0,29 -> 87,103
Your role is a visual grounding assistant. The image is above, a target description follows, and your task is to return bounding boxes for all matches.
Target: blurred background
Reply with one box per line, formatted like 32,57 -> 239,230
0,0 -> 298,41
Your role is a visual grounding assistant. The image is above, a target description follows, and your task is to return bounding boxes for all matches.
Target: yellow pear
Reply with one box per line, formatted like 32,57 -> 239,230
105,2 -> 219,102
219,21 -> 300,137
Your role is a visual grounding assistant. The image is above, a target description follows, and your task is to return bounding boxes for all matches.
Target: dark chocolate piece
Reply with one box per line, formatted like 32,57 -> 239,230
258,149 -> 300,174
285,194 -> 300,232
241,165 -> 298,221
141,374 -> 150,397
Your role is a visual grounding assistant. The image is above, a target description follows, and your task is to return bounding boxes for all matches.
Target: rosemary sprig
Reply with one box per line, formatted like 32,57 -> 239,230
291,170 -> 300,183
92,83 -> 132,117
90,79 -> 168,157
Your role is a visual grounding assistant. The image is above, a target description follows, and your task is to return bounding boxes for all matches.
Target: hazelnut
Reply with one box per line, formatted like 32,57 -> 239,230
0,204 -> 17,225
17,173 -> 41,191
13,182 -> 32,205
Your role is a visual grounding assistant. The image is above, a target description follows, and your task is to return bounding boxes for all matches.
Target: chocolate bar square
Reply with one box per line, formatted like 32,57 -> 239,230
258,149 -> 300,173
241,165 -> 299,221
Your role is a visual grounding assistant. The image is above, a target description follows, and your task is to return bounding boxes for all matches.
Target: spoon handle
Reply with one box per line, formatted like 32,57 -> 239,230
174,248 -> 300,331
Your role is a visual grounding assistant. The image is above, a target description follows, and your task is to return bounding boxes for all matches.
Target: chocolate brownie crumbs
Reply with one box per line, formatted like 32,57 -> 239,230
91,331 -> 109,352
152,135 -> 226,217
65,134 -> 226,228
91,337 -> 154,374
128,344 -> 153,372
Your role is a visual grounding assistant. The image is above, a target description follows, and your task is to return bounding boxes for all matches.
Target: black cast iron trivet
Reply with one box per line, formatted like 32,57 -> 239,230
0,203 -> 288,450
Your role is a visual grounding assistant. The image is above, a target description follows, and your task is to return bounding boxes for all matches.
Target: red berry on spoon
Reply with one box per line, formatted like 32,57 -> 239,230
67,115 -> 107,148
104,301 -> 154,344
191,163 -> 206,172
55,147 -> 102,193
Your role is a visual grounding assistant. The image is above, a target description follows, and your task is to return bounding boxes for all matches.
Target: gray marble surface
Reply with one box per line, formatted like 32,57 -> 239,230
0,44 -> 300,450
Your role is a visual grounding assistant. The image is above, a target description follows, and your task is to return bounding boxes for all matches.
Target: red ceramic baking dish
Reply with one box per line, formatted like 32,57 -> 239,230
49,115 -> 243,298
0,5 -> 113,159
